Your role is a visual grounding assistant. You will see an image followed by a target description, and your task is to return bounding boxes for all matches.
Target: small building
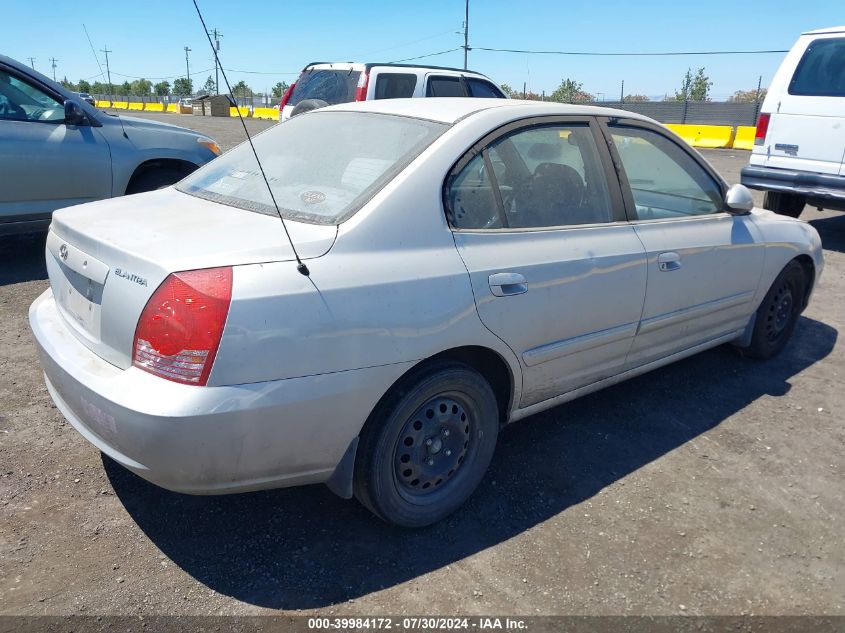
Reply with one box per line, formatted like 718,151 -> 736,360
192,94 -> 234,117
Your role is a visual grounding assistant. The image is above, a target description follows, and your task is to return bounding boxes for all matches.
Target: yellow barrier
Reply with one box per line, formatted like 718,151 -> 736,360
111,101 -> 129,110
252,107 -> 278,120
128,102 -> 144,111
145,103 -> 164,112
230,106 -> 250,118
665,124 -> 735,149
95,100 -> 111,108
732,126 -> 756,151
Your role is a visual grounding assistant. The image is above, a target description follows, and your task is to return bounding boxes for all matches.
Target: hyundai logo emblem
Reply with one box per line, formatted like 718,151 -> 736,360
59,244 -> 69,261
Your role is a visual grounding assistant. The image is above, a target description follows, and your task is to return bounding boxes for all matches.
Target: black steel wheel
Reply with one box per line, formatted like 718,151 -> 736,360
743,261 -> 807,359
354,361 -> 499,528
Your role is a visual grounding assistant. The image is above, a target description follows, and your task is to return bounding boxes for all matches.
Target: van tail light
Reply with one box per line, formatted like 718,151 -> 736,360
133,267 -> 232,386
354,71 -> 370,101
754,113 -> 770,145
279,81 -> 296,110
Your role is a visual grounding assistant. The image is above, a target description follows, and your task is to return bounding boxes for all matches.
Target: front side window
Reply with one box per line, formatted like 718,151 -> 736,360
789,37 -> 845,97
177,111 -> 447,225
0,69 -> 63,122
427,76 -> 465,97
610,126 -> 723,219
374,73 -> 417,99
467,78 -> 505,98
446,123 -> 612,229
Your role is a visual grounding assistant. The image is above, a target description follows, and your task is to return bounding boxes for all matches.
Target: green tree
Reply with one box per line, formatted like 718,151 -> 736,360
60,77 -> 76,91
172,77 -> 193,96
623,94 -> 650,102
675,67 -> 712,101
729,88 -> 767,103
154,80 -> 171,96
117,81 -> 132,96
271,81 -> 290,98
499,83 -> 515,97
91,81 -> 109,95
231,80 -> 251,97
76,79 -> 91,93
129,78 -> 152,96
550,78 -> 593,103
202,76 -> 216,94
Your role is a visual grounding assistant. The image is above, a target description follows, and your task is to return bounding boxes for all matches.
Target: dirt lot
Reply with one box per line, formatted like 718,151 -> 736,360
1,112 -> 843,617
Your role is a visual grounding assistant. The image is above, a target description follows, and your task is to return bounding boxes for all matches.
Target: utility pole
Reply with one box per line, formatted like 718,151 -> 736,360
184,46 -> 192,94
100,47 -> 113,100
620,80 -> 624,103
50,57 -> 58,82
27,57 -> 36,69
462,0 -> 470,69
208,28 -> 223,94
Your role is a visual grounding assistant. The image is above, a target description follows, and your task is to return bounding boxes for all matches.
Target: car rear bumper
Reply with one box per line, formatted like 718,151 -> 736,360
29,288 -> 412,495
741,164 -> 845,205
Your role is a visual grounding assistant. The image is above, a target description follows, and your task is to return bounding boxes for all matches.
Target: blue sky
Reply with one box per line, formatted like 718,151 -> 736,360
5,0 -> 842,99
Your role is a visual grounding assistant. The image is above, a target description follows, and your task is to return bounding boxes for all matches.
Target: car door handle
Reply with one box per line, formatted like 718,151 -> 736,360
657,252 -> 682,272
489,272 -> 528,297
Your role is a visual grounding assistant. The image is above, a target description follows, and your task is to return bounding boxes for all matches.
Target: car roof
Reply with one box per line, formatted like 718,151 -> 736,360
302,61 -> 491,76
324,97 -> 655,125
802,25 -> 845,35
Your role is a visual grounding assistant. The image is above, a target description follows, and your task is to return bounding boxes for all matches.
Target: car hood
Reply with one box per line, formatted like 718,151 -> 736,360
117,114 -> 202,136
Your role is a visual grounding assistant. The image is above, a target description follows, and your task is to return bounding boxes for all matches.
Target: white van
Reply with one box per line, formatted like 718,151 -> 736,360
277,62 -> 506,121
741,26 -> 845,217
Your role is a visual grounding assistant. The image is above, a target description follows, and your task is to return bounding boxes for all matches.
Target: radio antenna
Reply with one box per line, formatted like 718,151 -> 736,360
191,0 -> 309,276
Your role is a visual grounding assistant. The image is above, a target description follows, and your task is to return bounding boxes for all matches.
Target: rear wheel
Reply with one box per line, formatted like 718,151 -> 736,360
354,361 -> 499,528
764,191 -> 806,218
742,261 -> 807,359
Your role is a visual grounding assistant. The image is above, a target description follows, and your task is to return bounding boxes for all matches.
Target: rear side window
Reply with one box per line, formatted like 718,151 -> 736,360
467,78 -> 505,98
374,73 -> 417,99
427,76 -> 466,97
789,37 -> 845,97
288,69 -> 361,106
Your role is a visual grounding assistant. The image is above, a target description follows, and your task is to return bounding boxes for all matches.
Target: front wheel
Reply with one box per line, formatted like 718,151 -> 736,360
742,261 -> 807,359
354,361 -> 499,528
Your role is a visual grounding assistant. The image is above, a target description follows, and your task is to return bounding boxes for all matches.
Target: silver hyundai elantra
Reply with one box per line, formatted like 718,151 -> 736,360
30,98 -> 823,527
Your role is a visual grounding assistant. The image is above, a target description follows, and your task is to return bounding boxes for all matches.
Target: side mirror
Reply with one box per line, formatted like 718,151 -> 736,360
725,183 -> 754,214
64,99 -> 88,126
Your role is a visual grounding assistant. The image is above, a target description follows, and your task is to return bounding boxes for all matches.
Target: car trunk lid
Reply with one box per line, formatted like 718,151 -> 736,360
46,188 -> 336,369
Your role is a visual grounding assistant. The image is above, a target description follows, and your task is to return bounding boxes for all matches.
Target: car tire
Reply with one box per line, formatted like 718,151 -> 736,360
290,99 -> 329,117
763,191 -> 806,218
126,166 -> 195,194
742,261 -> 807,360
354,361 -> 499,528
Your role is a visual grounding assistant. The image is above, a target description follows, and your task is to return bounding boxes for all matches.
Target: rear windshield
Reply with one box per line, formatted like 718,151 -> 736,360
288,68 -> 361,106
176,111 -> 448,225
789,37 -> 845,97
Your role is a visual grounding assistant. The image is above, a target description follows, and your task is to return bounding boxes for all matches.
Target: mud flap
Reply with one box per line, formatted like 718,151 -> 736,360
325,437 -> 358,499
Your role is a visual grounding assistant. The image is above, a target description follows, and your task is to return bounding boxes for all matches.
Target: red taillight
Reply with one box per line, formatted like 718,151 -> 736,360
354,71 -> 370,101
133,267 -> 232,386
754,113 -> 770,145
279,81 -> 296,110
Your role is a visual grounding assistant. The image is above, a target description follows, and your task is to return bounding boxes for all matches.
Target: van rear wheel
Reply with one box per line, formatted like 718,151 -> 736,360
764,191 -> 806,218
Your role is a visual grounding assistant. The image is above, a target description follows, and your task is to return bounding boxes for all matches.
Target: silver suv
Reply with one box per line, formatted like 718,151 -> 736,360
0,55 -> 221,235
278,62 -> 506,120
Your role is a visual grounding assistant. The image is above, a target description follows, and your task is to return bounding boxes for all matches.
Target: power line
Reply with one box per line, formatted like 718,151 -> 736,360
82,24 -> 105,78
389,47 -> 462,64
474,46 -> 790,56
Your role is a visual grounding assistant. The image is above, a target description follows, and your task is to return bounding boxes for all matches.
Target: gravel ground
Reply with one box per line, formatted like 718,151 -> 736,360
1,112 -> 843,617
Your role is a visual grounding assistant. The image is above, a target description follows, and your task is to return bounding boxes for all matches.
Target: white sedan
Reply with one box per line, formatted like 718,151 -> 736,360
30,98 -> 823,527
